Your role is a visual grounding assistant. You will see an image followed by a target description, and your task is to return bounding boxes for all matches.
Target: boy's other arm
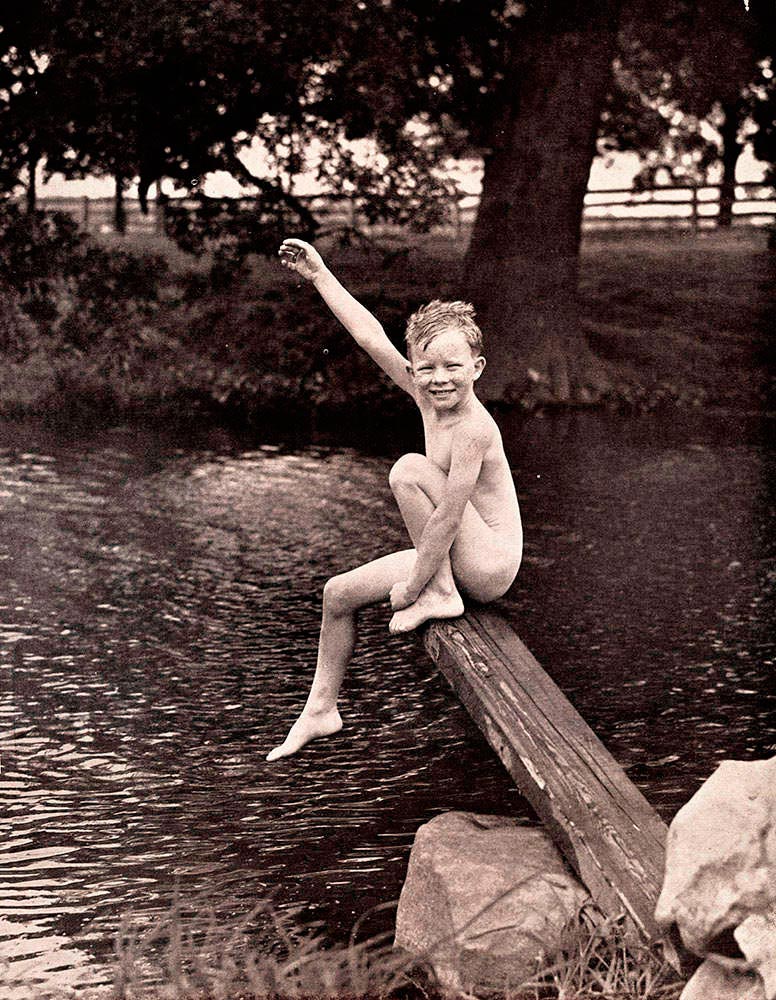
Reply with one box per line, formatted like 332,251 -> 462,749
402,427 -> 487,600
279,239 -> 415,397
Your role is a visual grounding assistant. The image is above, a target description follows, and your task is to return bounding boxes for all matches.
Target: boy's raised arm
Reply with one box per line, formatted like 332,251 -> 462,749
279,239 -> 415,397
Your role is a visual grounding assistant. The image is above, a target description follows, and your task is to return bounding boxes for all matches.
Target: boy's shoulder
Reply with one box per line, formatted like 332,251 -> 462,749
454,400 -> 500,447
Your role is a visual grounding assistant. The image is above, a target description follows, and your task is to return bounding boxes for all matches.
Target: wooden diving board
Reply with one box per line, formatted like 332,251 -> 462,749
423,608 -> 679,962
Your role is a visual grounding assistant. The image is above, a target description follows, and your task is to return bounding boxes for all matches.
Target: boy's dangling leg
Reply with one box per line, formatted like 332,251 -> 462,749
387,453 -> 464,634
266,549 -> 415,761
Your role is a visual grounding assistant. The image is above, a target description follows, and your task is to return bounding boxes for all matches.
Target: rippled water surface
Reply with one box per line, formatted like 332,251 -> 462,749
1,410 -> 774,995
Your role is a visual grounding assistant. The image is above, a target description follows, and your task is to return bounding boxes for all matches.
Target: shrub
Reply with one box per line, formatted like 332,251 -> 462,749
163,190 -> 318,288
0,202 -> 169,350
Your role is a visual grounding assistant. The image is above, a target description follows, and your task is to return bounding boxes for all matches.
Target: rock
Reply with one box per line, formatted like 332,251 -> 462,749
394,812 -> 589,992
680,959 -> 765,1000
655,757 -> 776,1000
736,906 -> 776,999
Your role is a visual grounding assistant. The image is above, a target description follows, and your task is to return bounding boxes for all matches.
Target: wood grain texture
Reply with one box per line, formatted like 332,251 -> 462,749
423,608 -> 671,947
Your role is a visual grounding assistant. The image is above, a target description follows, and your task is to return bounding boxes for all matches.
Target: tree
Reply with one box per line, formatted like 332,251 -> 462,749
745,0 -> 776,186
0,2 -> 75,211
298,0 -> 763,402
1,0 -> 345,220
461,0 -> 769,401
462,2 -> 623,403
604,0 -> 772,229
2,0 -> 763,403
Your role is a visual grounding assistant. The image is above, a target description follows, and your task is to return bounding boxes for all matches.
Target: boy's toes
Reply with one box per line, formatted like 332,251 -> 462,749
389,610 -> 415,634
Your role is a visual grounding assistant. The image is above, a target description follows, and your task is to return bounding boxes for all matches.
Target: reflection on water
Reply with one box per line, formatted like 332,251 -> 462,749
1,410 -> 774,995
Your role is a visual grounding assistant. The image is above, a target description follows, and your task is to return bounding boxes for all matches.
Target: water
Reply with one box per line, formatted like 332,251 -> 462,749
1,410 -> 774,995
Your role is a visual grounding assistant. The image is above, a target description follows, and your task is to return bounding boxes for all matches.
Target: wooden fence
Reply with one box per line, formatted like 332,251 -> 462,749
37,180 -> 776,237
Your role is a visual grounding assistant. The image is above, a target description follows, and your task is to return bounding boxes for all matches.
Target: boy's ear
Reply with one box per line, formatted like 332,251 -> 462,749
473,355 -> 486,380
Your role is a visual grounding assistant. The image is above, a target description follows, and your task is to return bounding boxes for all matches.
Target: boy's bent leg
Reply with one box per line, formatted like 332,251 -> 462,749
388,454 -> 464,634
387,453 -> 520,632
266,549 -> 415,761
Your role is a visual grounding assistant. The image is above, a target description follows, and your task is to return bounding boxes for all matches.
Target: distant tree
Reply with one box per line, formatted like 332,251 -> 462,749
752,66 -> 776,186
1,1 -> 338,222
748,0 -> 776,190
36,0 -> 310,223
605,0 -> 772,229
0,3 -> 73,211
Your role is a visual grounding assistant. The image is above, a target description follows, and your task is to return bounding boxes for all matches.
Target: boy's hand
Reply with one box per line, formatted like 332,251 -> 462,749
390,581 -> 417,611
278,239 -> 324,282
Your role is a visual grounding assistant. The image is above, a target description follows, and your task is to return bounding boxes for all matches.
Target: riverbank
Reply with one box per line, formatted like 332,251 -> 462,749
0,225 -> 773,435
104,896 -> 684,1000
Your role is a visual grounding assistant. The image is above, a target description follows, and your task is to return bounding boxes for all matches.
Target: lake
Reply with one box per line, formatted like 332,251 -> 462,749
1,408 -> 774,995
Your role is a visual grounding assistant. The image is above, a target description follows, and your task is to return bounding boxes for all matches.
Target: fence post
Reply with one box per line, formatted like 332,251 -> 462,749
690,184 -> 699,231
82,196 -> 90,231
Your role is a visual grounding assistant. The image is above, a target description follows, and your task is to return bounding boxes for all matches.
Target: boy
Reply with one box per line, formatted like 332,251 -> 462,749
267,239 -> 522,762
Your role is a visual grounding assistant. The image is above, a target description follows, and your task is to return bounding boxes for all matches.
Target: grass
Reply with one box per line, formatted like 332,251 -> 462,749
122,223 -> 776,412
578,227 -> 775,409
2,224 -> 772,434
8,894 -> 682,1000
108,896 -> 419,1000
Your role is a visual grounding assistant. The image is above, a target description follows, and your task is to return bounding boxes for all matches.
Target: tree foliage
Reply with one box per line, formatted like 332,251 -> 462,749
2,1 -> 770,215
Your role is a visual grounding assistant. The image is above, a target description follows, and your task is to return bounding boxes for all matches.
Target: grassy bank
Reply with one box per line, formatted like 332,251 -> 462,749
66,896 -> 682,1000
1,223 -> 773,435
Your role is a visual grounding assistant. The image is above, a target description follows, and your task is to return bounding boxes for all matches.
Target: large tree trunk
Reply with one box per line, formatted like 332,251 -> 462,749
717,100 -> 742,229
465,4 -> 622,404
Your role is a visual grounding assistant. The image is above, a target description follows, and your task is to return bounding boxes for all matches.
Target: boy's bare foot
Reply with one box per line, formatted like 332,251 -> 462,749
266,706 -> 343,761
388,589 -> 464,634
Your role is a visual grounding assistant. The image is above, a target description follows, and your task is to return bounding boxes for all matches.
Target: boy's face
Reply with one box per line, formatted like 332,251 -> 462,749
408,329 -> 485,411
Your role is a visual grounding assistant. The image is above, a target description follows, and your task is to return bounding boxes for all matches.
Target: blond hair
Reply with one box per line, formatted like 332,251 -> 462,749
405,300 -> 483,356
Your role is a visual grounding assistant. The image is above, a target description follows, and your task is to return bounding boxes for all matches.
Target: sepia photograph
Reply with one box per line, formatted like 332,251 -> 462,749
1,0 -> 774,997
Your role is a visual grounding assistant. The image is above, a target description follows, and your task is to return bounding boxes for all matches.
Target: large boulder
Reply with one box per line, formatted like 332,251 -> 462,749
655,757 -> 776,1000
680,959 -> 766,1000
394,812 -> 589,992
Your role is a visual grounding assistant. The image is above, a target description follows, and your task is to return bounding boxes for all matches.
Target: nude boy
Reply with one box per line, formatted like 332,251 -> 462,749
266,239 -> 522,761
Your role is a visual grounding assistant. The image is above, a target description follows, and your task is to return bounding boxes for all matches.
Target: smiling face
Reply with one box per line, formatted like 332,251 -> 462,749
408,329 -> 486,411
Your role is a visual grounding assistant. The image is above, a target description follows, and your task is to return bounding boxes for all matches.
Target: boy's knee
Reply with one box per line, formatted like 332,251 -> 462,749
323,574 -> 351,616
388,452 -> 427,492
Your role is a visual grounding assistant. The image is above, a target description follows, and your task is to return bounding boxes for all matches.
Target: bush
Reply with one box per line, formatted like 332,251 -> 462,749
0,285 -> 40,357
0,212 -> 454,430
163,189 -> 318,289
0,201 -> 169,350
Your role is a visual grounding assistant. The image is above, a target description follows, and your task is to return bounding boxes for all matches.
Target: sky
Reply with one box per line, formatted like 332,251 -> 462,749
37,141 -> 768,202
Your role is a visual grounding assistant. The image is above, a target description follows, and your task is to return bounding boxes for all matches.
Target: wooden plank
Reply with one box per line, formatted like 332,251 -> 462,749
423,608 -> 671,948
